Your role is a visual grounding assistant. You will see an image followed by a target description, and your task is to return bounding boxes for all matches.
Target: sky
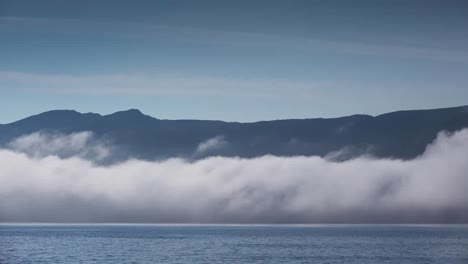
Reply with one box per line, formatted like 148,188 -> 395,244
1,0 -> 468,123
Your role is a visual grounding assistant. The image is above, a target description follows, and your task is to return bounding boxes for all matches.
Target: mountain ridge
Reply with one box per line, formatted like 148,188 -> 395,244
4,104 -> 468,126
1,105 -> 467,162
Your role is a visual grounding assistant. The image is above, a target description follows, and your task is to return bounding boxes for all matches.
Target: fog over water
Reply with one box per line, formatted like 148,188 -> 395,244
1,130 -> 468,223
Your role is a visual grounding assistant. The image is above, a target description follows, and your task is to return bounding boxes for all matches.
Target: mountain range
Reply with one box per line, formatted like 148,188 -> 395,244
1,105 -> 467,162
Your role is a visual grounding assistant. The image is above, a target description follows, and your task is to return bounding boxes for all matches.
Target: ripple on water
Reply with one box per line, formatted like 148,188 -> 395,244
1,225 -> 468,264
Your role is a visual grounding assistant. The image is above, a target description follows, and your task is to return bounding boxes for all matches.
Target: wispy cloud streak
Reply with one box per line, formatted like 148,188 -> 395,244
2,16 -> 468,63
0,71 -> 323,97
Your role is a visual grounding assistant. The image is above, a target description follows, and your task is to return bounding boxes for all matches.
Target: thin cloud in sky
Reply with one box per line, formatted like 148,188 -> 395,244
2,16 -> 468,64
0,71 -> 325,97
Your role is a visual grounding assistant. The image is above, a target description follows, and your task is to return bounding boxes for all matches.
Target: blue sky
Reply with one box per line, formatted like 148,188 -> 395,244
1,0 -> 467,123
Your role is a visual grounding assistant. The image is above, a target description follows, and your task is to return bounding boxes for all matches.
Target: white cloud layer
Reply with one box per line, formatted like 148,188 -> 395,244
195,136 -> 227,155
7,131 -> 109,161
1,129 -> 468,223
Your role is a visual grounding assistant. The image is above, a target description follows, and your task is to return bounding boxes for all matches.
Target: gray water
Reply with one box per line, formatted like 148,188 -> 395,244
1,224 -> 468,264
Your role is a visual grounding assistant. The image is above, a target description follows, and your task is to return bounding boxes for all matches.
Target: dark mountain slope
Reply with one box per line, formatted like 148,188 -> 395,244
1,105 -> 467,161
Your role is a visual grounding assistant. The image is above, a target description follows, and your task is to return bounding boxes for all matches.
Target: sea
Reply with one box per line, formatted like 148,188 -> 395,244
1,224 -> 468,264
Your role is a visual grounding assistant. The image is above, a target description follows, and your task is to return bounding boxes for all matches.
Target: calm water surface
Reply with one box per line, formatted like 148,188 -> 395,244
1,224 -> 468,264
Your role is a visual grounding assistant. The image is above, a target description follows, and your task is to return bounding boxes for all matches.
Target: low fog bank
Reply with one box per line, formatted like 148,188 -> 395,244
7,131 -> 110,161
1,129 -> 468,223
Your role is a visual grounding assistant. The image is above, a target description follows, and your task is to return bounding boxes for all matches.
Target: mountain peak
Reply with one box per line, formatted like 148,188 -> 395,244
106,109 -> 155,120
113,109 -> 143,115
10,110 -> 82,124
38,109 -> 80,116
